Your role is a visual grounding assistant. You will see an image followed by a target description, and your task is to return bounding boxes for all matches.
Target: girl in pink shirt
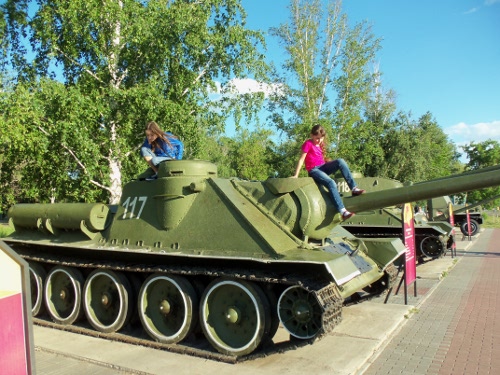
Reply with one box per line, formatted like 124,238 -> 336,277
293,124 -> 364,220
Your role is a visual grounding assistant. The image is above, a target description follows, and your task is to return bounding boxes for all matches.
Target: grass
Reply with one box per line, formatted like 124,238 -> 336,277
0,222 -> 14,237
482,211 -> 500,229
404,307 -> 420,319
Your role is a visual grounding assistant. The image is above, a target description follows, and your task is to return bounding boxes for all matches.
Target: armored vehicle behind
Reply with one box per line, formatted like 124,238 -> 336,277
336,175 -> 454,260
428,194 -> 500,236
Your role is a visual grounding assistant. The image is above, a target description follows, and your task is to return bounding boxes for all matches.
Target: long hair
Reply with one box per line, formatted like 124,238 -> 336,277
145,121 -> 177,151
310,124 -> 327,157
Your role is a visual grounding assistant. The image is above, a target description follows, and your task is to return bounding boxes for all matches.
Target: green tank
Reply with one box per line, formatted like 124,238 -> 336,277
336,175 -> 455,260
428,195 -> 480,236
428,193 -> 500,236
4,160 -> 500,358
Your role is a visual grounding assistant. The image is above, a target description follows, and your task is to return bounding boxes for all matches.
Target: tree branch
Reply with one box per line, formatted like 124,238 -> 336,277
53,46 -> 105,84
37,124 -> 110,192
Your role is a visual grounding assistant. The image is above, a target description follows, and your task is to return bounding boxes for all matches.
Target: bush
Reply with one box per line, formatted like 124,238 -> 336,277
0,223 -> 14,237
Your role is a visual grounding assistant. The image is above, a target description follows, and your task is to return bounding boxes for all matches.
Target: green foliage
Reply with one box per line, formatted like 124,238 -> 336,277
0,223 -> 14,237
198,128 -> 277,180
461,140 -> 500,204
268,0 -> 383,172
462,140 -> 500,170
1,0 -> 268,205
367,112 -> 460,182
333,20 -> 381,161
228,127 -> 276,180
268,0 -> 351,144
483,210 -> 500,228
269,141 -> 303,178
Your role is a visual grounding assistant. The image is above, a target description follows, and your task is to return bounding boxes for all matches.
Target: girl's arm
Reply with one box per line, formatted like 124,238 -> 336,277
172,138 -> 184,159
292,152 -> 307,177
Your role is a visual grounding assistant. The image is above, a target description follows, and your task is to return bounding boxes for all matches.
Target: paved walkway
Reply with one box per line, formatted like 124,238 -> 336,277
30,229 -> 497,374
361,228 -> 500,374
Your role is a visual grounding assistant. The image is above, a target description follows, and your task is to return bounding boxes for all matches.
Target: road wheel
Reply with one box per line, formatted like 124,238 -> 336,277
29,262 -> 46,316
200,278 -> 270,356
419,236 -> 445,258
277,285 -> 322,339
460,218 -> 480,236
138,273 -> 198,344
83,269 -> 134,333
44,266 -> 84,325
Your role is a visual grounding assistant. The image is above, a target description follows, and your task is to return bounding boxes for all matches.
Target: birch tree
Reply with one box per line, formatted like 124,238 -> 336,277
269,0 -> 347,143
1,0 -> 267,204
267,0 -> 380,175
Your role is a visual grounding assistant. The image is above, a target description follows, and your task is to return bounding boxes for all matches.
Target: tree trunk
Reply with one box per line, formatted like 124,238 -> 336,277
108,158 -> 123,204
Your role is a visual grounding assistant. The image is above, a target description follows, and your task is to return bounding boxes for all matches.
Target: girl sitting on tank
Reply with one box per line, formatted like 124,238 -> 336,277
292,124 -> 365,220
139,121 -> 184,180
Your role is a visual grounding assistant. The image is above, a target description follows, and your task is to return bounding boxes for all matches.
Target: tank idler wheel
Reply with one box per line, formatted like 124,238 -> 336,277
200,278 -> 270,357
138,274 -> 198,344
44,266 -> 84,325
83,269 -> 134,333
419,236 -> 445,258
460,218 -> 480,237
277,285 -> 322,339
29,262 -> 46,316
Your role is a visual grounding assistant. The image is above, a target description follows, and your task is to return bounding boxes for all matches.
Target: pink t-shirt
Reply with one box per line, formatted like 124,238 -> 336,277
302,139 -> 325,171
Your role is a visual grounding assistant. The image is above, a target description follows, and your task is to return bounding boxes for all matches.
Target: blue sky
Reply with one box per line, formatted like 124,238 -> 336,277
237,0 -> 500,154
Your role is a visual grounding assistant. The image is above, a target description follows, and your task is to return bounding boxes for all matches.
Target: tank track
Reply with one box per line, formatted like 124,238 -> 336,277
310,281 -> 344,337
24,251 -> 344,362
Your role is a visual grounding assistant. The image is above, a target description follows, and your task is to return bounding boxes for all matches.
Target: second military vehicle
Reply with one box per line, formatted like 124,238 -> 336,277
336,175 -> 454,260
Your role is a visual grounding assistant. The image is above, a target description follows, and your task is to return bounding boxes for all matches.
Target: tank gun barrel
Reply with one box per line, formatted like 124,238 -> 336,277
343,166 -> 500,213
452,194 -> 500,215
415,164 -> 500,184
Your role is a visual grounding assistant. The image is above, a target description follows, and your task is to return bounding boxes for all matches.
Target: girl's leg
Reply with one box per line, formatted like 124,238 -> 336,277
140,147 -> 170,173
140,147 -> 156,171
308,167 -> 345,211
319,158 -> 357,190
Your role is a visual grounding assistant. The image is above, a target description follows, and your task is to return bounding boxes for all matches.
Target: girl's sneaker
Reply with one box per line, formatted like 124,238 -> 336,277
352,187 -> 365,196
342,211 -> 355,220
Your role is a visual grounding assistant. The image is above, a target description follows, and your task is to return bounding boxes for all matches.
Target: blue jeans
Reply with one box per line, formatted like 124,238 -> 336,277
140,147 -> 172,166
308,158 -> 357,211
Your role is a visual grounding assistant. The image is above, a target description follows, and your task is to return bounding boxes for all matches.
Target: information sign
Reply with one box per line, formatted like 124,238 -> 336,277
466,209 -> 471,237
402,203 -> 417,286
448,202 -> 457,256
0,240 -> 35,375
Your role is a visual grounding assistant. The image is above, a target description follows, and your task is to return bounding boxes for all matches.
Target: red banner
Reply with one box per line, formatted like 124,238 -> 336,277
403,203 -> 417,285
466,209 -> 471,236
449,202 -> 457,252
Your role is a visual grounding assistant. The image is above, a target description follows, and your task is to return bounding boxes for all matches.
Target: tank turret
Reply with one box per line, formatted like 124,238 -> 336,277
4,160 -> 500,358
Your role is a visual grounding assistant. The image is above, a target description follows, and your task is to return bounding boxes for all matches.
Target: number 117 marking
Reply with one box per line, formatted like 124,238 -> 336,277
122,196 -> 147,219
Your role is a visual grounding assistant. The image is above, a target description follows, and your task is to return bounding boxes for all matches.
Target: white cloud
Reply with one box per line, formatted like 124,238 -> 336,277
221,78 -> 284,98
463,7 -> 478,14
445,120 -> 500,146
464,1 -> 498,15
